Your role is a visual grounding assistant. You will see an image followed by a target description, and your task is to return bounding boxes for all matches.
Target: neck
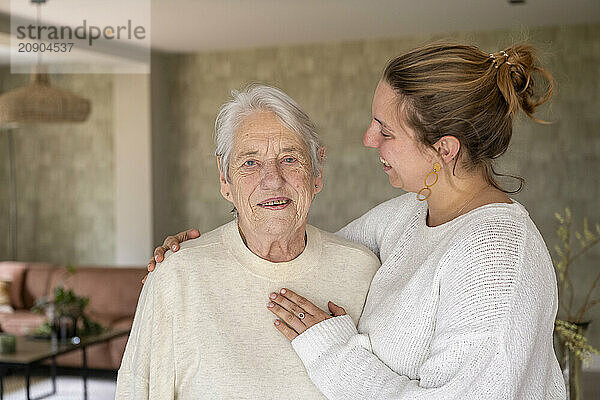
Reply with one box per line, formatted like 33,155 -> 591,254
425,170 -> 509,227
238,222 -> 307,263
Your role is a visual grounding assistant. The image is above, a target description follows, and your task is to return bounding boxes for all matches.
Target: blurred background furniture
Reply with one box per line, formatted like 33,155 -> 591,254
0,262 -> 145,370
0,329 -> 129,400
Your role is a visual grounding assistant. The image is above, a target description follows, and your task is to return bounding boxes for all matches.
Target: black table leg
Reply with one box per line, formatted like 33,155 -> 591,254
0,366 -> 4,400
50,356 -> 56,396
25,365 -> 31,400
82,346 -> 88,400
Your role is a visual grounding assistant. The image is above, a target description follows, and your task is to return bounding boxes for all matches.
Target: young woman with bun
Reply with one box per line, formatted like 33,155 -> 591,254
148,42 -> 565,399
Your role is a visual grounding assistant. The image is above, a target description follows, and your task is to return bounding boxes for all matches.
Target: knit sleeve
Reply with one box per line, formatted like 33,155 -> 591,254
292,217 -> 547,400
115,262 -> 176,399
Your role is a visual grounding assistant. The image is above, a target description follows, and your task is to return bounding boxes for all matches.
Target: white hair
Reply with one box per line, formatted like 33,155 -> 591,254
214,84 -> 324,183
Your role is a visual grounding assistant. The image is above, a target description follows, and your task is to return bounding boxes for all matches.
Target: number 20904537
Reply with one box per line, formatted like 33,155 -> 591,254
18,42 -> 74,52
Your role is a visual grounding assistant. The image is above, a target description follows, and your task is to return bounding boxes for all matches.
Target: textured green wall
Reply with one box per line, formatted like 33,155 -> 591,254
0,70 -> 114,264
153,24 -> 600,345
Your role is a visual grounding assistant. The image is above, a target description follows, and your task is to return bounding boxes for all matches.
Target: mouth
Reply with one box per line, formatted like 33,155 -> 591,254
257,197 -> 292,210
379,156 -> 391,171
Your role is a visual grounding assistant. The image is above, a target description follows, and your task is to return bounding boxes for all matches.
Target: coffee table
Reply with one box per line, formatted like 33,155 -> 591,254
0,329 -> 129,400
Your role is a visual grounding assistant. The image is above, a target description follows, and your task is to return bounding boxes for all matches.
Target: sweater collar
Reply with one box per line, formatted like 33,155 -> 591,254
222,220 -> 322,281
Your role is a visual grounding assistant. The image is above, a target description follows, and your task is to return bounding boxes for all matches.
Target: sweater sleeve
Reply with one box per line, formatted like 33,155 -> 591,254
115,263 -> 176,399
292,218 -> 540,400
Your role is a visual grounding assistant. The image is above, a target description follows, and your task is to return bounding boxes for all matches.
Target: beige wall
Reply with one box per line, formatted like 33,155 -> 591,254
152,24 -> 600,345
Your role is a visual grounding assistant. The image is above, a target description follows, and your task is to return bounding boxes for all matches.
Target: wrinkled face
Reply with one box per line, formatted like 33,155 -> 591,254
363,81 -> 434,191
220,111 -> 323,237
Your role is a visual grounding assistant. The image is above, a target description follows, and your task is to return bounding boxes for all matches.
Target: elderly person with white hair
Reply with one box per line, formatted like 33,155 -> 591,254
115,85 -> 379,399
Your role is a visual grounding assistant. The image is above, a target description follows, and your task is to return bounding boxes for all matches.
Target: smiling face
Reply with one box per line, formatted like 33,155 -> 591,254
363,81 -> 436,191
219,111 -> 323,239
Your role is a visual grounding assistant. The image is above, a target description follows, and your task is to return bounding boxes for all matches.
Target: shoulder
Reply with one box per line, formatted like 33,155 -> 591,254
341,192 -> 421,234
315,226 -> 380,266
368,192 -> 420,218
436,202 -> 559,342
453,201 -> 529,248
440,201 -> 550,283
157,221 -> 231,273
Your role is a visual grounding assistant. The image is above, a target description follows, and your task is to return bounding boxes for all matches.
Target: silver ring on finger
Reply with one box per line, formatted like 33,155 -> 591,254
297,312 -> 305,320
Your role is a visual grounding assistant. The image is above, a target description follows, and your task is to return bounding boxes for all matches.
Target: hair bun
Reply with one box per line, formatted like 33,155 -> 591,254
494,44 -> 553,123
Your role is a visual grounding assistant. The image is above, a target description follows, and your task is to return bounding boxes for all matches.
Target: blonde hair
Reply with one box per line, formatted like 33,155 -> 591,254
383,42 -> 554,193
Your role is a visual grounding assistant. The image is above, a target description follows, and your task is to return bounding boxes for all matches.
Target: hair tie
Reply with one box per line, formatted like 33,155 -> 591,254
489,50 -> 512,69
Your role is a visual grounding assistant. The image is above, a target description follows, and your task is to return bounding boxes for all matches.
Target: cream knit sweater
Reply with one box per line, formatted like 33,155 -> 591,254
116,221 -> 379,399
292,193 -> 566,400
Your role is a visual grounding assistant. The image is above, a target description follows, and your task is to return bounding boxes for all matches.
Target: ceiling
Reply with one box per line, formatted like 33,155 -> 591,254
0,0 -> 599,53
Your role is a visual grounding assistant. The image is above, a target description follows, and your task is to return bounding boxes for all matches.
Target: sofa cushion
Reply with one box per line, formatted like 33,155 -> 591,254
0,310 -> 47,335
0,261 -> 28,309
22,264 -> 59,309
0,280 -> 11,304
0,281 -> 14,313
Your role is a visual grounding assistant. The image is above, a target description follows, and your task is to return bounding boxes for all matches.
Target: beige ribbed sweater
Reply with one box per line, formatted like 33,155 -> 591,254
292,193 -> 566,399
115,220 -> 379,399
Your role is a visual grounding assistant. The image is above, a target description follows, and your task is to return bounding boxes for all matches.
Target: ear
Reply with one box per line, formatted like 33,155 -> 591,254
318,146 -> 326,162
313,170 -> 324,195
313,147 -> 326,195
433,136 -> 460,165
217,156 -> 233,203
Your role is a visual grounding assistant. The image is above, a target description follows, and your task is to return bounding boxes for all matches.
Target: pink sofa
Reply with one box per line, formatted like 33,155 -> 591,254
0,261 -> 146,370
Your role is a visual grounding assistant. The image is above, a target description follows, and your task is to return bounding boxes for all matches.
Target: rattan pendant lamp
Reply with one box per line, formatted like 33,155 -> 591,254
0,0 -> 91,123
0,67 -> 91,123
0,0 -> 91,260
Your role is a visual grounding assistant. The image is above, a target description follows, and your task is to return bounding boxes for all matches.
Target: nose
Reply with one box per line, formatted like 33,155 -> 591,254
363,124 -> 380,148
260,160 -> 285,190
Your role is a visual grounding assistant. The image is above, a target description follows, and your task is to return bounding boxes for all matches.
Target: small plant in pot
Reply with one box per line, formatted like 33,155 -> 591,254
31,265 -> 104,340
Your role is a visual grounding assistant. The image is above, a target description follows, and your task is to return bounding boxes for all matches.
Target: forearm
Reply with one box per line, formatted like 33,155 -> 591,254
292,316 -> 509,400
292,316 -> 412,399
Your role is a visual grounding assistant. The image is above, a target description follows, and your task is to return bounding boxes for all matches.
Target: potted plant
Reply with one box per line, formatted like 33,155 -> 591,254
32,265 -> 104,340
552,208 -> 600,400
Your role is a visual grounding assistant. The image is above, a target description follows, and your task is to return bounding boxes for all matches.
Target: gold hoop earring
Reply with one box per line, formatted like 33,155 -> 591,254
417,162 -> 441,201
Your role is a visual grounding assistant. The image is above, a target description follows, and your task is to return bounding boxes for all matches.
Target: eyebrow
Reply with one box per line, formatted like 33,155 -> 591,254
281,146 -> 304,154
373,117 -> 392,130
234,150 -> 259,160
233,146 -> 304,160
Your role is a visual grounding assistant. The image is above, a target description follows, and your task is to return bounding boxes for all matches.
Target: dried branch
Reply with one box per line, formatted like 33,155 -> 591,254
552,208 -> 600,322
